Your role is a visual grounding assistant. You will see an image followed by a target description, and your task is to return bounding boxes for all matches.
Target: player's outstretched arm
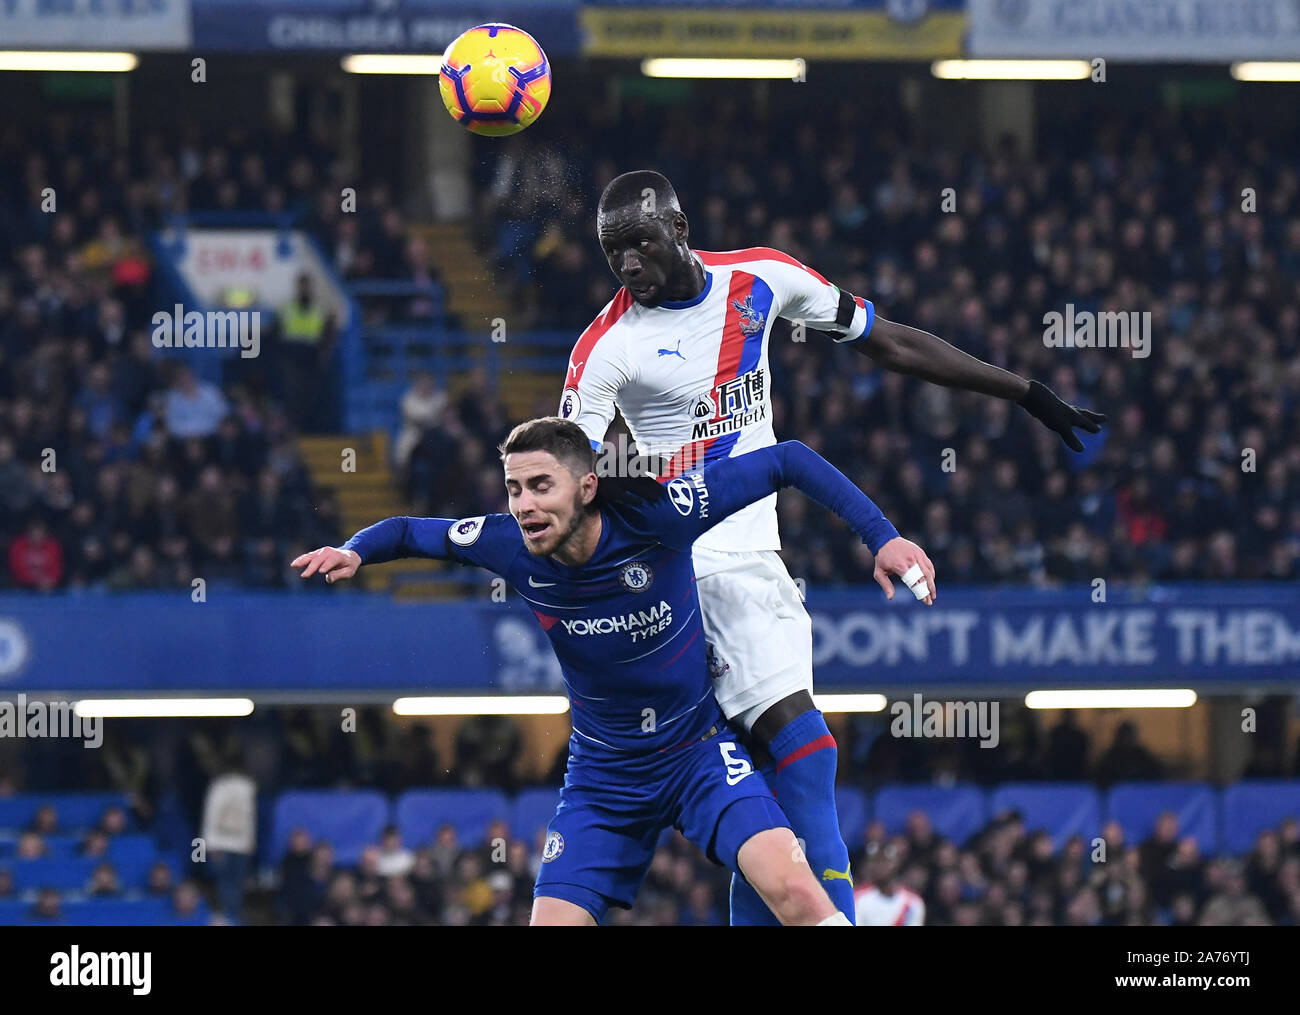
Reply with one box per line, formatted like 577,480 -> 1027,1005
290,516 -> 464,583
660,442 -> 935,602
854,317 -> 1106,452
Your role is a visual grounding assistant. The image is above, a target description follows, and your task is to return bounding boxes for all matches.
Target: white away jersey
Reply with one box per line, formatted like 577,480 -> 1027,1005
559,247 -> 874,552
854,884 -> 926,926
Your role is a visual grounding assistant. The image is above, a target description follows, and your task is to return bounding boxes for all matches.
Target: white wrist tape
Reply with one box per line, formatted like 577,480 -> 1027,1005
900,563 -> 929,600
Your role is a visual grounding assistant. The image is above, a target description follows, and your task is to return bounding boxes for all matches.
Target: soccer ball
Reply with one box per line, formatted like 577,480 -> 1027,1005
439,23 -> 551,137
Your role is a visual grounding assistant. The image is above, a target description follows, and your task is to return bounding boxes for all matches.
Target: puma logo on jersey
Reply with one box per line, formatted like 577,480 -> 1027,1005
568,357 -> 584,377
657,339 -> 685,360
822,866 -> 853,884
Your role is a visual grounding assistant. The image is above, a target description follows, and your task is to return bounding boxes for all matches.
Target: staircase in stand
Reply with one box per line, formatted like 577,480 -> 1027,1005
295,430 -> 458,600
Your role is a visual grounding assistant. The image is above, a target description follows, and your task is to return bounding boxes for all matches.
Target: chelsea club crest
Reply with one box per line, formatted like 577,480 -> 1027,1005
543,831 -> 564,862
619,562 -> 654,592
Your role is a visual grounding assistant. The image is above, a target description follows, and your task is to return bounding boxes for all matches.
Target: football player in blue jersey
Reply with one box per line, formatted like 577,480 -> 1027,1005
291,417 -> 934,926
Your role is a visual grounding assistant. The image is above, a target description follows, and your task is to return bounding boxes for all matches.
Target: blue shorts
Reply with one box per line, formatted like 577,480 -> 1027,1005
534,726 -> 791,924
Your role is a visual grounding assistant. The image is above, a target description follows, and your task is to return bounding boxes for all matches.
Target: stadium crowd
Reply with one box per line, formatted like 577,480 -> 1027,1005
271,807 -> 1300,927
0,117 -> 385,592
3,706 -> 1297,925
0,799 -> 211,925
4,772 -> 1297,927
480,93 -> 1300,586
6,98 -> 1300,589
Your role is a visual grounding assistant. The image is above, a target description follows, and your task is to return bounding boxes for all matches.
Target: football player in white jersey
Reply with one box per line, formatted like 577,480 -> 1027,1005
558,171 -> 1104,925
854,849 -> 925,926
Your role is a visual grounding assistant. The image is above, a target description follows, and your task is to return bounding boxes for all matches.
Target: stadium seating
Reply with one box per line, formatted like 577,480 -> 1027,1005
0,901 -> 33,924
62,899 -> 176,926
1221,780 -> 1300,854
834,787 -> 869,847
3,782 -> 1297,926
12,857 -> 100,893
270,790 -> 389,866
511,787 -> 561,844
1105,782 -> 1219,855
395,789 -> 510,847
873,785 -> 987,847
0,897 -> 205,927
17,832 -> 156,860
990,784 -> 1103,849
0,794 -> 131,834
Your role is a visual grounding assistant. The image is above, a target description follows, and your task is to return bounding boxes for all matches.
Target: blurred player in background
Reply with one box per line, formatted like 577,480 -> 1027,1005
559,170 -> 1106,925
854,846 -> 925,927
293,418 -> 933,925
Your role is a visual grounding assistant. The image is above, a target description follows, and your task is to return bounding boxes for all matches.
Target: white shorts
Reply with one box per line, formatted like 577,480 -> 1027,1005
692,545 -> 814,730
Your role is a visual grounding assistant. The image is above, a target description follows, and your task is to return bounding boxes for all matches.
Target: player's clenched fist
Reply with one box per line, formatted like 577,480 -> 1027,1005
872,537 -> 936,606
291,546 -> 362,584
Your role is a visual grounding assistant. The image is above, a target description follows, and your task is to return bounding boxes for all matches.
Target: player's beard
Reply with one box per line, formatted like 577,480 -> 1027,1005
525,487 -> 589,557
549,488 -> 589,556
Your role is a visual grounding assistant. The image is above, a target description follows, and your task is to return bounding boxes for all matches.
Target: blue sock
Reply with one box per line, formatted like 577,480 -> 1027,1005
730,709 -> 856,925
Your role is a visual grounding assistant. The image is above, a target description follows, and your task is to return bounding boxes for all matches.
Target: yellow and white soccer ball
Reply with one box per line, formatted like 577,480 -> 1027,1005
439,23 -> 551,137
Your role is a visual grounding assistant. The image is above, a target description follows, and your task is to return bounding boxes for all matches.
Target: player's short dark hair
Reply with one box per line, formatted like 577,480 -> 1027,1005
597,170 -> 680,221
498,417 -> 596,476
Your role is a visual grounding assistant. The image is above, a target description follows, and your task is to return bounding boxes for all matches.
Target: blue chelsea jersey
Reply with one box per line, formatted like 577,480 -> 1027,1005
343,442 -> 900,759
446,497 -> 723,758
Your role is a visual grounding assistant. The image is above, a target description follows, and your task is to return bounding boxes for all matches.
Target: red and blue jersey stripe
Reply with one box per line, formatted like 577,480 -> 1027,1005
664,271 -> 773,477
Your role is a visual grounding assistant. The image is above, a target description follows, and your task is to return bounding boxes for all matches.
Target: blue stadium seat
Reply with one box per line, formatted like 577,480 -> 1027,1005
1106,782 -> 1218,854
0,793 -> 130,834
873,785 -> 987,847
8,835 -> 161,889
109,839 -> 162,890
62,898 -> 173,926
12,857 -> 98,893
270,790 -> 390,867
42,835 -> 83,858
167,900 -> 212,927
0,894 -> 202,927
396,789 -> 510,849
1221,780 -> 1300,854
511,788 -> 561,845
990,783 -> 1101,849
14,833 -> 153,859
106,834 -> 157,862
835,787 -> 869,848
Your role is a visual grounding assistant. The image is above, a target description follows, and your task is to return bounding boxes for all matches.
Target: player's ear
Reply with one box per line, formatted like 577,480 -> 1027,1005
674,212 -> 689,244
580,471 -> 599,507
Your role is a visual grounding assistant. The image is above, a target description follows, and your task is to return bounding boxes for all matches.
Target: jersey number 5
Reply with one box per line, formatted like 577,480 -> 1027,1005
719,742 -> 753,786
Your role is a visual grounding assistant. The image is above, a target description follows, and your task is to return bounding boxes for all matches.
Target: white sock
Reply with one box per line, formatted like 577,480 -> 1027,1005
816,912 -> 851,926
